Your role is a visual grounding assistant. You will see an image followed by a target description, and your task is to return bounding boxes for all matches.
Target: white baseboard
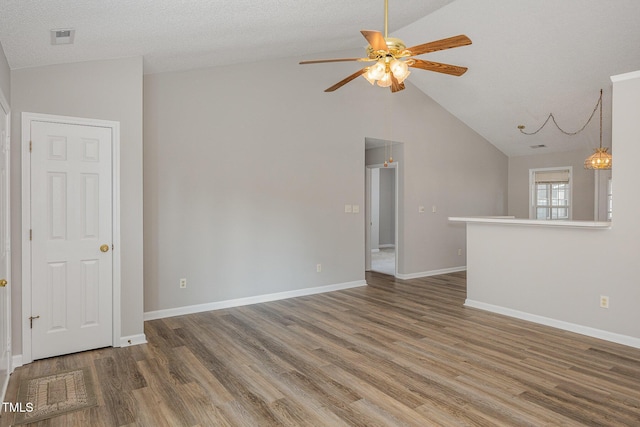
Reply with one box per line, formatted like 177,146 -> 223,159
465,299 -> 640,349
378,244 -> 395,249
11,334 -> 148,369
144,280 -> 367,321
371,249 -> 380,253
396,266 -> 466,280
120,334 -> 147,347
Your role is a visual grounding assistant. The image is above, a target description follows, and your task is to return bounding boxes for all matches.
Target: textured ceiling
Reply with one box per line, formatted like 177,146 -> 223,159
1,0 -> 640,157
0,0 -> 453,73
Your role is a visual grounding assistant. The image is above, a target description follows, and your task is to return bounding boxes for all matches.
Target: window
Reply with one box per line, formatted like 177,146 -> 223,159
530,168 -> 572,220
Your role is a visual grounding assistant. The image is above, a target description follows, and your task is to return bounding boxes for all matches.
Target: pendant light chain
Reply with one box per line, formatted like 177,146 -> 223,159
518,90 -> 603,137
598,89 -> 603,148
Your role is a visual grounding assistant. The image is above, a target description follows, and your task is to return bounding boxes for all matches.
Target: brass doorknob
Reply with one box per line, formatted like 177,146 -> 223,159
0,279 -> 7,287
100,244 -> 110,253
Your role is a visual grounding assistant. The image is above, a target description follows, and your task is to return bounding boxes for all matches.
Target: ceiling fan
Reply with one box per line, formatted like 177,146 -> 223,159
299,0 -> 472,93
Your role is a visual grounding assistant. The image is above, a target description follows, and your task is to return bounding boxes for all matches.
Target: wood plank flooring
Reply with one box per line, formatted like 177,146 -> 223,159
2,271 -> 640,426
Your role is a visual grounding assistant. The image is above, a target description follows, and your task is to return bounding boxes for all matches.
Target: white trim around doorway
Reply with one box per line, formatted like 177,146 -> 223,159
21,112 -> 122,364
0,89 -> 11,399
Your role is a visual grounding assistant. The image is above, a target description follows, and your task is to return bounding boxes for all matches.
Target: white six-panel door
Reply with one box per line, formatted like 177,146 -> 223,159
30,120 -> 113,360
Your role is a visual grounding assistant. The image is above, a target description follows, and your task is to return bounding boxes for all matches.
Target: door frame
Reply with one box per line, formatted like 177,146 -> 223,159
365,162 -> 399,276
21,112 -> 121,364
0,90 -> 11,398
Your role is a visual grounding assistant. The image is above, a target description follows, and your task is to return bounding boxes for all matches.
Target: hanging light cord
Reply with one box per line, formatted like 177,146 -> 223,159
518,89 -> 603,137
598,88 -> 603,148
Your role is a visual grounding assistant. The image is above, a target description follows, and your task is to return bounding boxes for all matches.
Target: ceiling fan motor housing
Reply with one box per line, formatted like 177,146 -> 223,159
366,37 -> 408,59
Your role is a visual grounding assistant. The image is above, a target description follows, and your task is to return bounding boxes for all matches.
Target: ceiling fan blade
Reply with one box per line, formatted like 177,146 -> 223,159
410,59 -> 468,76
300,57 -> 368,65
325,68 -> 367,92
361,30 -> 389,52
390,74 -> 405,93
406,34 -> 472,57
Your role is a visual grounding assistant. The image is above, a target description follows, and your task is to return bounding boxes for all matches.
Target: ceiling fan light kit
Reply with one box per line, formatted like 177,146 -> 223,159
299,0 -> 471,93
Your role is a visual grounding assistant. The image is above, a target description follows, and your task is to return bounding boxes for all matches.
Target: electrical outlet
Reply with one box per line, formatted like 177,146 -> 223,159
179,278 -> 187,289
316,264 -> 322,273
458,248 -> 462,256
600,295 -> 609,309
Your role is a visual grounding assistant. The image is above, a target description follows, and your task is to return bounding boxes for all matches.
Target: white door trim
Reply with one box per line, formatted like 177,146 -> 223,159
365,167 -> 372,271
21,112 -> 121,364
0,89 -> 11,399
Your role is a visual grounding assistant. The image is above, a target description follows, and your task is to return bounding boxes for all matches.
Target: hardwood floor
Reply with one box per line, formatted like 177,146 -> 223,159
2,271 -> 640,426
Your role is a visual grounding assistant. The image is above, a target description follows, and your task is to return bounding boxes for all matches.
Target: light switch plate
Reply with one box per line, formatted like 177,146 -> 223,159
352,205 -> 360,214
344,204 -> 352,213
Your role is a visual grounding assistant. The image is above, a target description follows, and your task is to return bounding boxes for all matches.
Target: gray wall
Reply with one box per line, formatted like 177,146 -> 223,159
0,43 -> 9,104
508,148 -> 596,220
144,54 -> 509,315
10,57 -> 145,352
399,114 -> 507,275
370,168 -> 380,250
366,129 -> 507,277
144,58 -> 368,312
378,168 -> 395,246
366,165 -> 395,251
3,44 -> 509,344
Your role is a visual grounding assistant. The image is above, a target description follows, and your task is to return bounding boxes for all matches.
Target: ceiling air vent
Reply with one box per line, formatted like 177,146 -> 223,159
50,29 -> 75,45
530,144 -> 546,149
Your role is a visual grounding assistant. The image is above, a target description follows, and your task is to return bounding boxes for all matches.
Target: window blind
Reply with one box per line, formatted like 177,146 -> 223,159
533,170 -> 570,183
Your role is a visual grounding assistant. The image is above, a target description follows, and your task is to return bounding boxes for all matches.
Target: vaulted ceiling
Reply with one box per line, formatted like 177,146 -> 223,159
1,0 -> 639,157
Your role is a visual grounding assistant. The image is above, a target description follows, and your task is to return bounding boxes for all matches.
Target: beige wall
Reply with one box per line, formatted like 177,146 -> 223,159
144,56 -> 507,313
10,57 -> 145,353
508,148 -> 596,220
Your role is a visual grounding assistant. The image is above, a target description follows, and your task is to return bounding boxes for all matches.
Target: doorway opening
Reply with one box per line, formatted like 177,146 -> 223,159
367,166 -> 397,275
365,138 -> 401,277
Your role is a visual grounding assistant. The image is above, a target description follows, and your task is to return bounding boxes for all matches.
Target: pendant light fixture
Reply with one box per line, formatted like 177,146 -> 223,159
584,90 -> 612,170
517,89 -> 612,170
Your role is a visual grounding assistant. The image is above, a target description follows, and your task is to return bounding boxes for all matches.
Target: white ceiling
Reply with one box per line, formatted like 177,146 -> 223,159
1,0 -> 639,157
